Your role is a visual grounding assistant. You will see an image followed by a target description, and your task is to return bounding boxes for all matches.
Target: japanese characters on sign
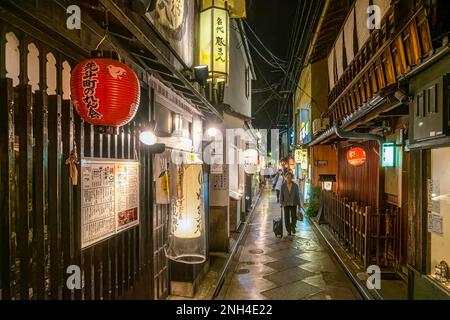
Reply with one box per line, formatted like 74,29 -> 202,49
81,61 -> 102,120
116,163 -> 139,231
215,15 -> 226,63
295,149 -> 308,170
81,162 -> 115,248
81,159 -> 139,249
71,58 -> 140,127
199,5 -> 229,82
346,147 -> 367,167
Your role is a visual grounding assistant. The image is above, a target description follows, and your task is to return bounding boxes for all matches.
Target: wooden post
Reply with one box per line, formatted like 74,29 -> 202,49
83,123 -> 94,300
33,90 -> 49,299
359,207 -> 364,259
61,100 -> 74,299
110,130 -> 118,299
123,125 -> 130,292
102,131 -> 111,301
364,206 -> 371,268
117,127 -> 125,297
376,208 -> 381,266
0,78 -> 15,299
351,202 -> 356,257
73,113 -> 84,300
16,84 -> 33,299
48,94 -> 62,299
384,208 -> 389,264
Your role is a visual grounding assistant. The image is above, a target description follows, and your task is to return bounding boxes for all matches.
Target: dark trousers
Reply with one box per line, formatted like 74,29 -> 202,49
276,190 -> 280,202
283,206 -> 297,234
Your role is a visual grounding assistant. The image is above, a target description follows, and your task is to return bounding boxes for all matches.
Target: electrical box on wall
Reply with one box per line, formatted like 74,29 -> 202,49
412,74 -> 450,142
312,118 -> 330,136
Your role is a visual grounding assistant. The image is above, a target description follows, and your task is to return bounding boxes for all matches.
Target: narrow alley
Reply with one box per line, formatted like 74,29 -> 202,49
217,190 -> 362,300
2,0 -> 450,307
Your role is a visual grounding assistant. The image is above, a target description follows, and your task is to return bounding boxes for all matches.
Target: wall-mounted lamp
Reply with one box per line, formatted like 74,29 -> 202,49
193,65 -> 209,88
139,130 -> 157,146
205,127 -> 219,138
139,120 -> 158,146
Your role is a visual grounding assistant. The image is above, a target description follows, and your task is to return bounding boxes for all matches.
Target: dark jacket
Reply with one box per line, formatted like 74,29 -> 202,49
279,182 -> 301,207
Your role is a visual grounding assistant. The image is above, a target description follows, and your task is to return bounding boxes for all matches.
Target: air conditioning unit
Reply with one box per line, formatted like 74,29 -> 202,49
412,74 -> 450,142
312,118 -> 330,136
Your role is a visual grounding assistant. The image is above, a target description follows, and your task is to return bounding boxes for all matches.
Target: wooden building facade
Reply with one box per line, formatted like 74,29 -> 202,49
0,0 -> 220,300
295,0 -> 450,299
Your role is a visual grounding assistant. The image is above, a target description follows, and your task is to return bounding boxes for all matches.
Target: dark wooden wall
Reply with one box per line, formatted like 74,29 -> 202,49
337,140 -> 381,209
0,22 -> 162,300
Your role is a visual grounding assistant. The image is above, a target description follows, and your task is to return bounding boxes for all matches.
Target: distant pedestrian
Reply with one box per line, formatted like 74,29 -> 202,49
273,170 -> 284,202
279,172 -> 302,236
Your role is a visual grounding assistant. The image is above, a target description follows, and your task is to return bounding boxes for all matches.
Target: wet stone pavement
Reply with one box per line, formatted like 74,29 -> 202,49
218,190 -> 362,300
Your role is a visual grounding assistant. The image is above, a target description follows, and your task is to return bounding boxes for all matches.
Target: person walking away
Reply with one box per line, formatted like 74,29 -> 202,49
279,172 -> 302,236
272,168 -> 282,190
273,170 -> 284,202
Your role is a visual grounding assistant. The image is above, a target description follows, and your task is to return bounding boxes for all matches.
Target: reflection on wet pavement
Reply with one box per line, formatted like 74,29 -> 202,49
220,191 -> 362,300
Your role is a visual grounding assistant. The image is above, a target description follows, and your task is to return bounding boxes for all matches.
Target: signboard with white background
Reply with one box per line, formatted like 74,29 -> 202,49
80,159 -> 139,249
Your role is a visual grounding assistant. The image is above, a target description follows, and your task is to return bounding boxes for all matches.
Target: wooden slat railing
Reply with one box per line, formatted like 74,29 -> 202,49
322,190 -> 370,267
321,190 -> 403,269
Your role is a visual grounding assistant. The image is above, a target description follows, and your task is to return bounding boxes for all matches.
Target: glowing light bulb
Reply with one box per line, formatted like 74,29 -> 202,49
139,131 -> 157,145
206,127 -> 219,137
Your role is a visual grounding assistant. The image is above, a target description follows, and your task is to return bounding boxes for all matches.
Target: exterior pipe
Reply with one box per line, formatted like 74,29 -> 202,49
334,126 -> 385,145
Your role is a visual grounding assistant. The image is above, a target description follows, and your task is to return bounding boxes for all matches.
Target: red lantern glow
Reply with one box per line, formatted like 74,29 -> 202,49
70,58 -> 140,127
346,147 -> 366,166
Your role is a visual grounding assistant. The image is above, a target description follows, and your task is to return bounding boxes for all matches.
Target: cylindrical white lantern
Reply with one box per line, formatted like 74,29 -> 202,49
243,148 -> 258,174
166,160 -> 206,264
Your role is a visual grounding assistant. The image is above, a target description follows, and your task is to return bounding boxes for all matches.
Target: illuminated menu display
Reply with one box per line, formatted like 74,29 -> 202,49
81,159 -> 139,248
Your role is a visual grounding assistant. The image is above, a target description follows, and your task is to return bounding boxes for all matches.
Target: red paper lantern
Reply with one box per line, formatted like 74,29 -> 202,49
346,147 -> 366,166
70,58 -> 140,127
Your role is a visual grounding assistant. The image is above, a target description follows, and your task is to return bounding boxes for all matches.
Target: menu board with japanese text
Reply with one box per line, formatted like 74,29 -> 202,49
81,159 -> 139,249
115,163 -> 139,231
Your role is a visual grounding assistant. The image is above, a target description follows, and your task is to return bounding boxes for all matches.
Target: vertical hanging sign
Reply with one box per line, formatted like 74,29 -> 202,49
115,162 -> 139,231
81,159 -> 139,249
212,8 -> 228,80
199,1 -> 229,83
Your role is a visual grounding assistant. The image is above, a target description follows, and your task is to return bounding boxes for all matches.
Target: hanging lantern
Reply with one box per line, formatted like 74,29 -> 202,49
70,56 -> 140,127
346,147 -> 367,166
166,161 -> 206,264
243,148 -> 258,174
199,0 -> 229,83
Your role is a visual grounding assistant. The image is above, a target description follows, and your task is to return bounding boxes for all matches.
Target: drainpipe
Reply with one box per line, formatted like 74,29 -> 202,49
334,126 -> 385,146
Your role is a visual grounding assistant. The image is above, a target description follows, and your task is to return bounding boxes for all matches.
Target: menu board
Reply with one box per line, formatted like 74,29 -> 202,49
81,159 -> 139,249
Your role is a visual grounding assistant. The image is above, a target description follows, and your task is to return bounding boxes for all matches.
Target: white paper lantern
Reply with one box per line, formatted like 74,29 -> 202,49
243,148 -> 258,174
166,162 -> 206,264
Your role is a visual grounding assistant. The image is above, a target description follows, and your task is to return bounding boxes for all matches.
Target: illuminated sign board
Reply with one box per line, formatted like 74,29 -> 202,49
382,143 -> 396,167
199,1 -> 229,83
299,108 -> 311,144
294,149 -> 308,169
